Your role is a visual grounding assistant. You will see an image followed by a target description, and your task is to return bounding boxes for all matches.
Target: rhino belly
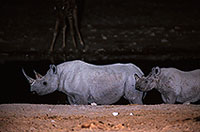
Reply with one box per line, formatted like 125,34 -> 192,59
94,90 -> 124,104
87,71 -> 126,104
177,87 -> 200,103
89,84 -> 124,105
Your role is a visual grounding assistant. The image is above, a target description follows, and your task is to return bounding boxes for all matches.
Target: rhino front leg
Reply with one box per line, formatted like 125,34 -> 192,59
67,94 -> 88,105
183,101 -> 190,105
67,95 -> 76,105
162,92 -> 176,104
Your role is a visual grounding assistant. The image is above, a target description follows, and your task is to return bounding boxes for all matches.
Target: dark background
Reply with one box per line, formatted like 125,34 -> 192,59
0,0 -> 200,104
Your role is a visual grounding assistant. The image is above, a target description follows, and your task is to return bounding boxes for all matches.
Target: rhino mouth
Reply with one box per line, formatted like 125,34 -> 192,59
136,86 -> 144,91
136,86 -> 141,90
136,86 -> 148,92
31,91 -> 37,95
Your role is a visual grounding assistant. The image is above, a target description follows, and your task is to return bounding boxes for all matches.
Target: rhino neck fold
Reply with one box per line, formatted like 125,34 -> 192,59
56,68 -> 63,93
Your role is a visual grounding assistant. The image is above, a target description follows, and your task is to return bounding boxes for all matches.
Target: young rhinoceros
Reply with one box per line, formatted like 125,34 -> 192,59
135,66 -> 200,104
22,60 -> 144,105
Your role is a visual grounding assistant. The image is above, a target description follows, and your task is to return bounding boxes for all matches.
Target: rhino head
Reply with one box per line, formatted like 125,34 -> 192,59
22,65 -> 59,95
135,66 -> 161,92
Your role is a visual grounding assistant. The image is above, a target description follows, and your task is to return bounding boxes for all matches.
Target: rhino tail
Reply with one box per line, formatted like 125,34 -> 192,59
132,64 -> 144,77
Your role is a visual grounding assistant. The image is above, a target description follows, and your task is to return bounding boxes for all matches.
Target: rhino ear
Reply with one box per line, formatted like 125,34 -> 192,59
49,64 -> 57,74
154,66 -> 161,76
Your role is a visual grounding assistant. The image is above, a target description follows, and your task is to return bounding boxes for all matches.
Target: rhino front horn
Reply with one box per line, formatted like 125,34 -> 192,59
22,68 -> 35,84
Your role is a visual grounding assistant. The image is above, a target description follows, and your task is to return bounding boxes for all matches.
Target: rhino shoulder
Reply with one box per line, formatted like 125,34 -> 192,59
160,68 -> 180,77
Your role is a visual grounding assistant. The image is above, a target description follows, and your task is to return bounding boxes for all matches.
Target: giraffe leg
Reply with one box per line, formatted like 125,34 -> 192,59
73,6 -> 84,47
49,19 -> 60,52
68,16 -> 77,49
62,24 -> 67,49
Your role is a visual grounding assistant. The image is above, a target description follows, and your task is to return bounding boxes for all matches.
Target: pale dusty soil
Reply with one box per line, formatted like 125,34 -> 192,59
0,104 -> 200,132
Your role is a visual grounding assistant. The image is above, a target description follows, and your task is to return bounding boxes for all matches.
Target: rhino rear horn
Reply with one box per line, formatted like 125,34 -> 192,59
33,70 -> 43,79
22,68 -> 35,84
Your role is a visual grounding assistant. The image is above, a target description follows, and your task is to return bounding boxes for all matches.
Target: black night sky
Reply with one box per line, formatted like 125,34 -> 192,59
0,0 -> 200,104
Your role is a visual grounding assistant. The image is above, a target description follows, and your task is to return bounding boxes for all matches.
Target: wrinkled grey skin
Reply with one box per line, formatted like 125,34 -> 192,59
23,60 -> 144,105
135,66 -> 200,104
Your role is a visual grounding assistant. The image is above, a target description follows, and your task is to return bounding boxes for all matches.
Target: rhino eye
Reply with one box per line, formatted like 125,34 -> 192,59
43,81 -> 47,86
145,80 -> 148,83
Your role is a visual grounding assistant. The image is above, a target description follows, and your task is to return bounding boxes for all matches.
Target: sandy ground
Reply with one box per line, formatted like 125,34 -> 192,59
0,104 -> 200,132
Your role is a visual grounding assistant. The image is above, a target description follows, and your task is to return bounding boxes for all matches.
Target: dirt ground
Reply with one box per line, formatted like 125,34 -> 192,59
0,104 -> 200,132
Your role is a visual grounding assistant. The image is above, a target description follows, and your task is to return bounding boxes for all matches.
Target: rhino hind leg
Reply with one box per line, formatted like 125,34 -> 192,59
129,97 -> 143,105
124,76 -> 143,104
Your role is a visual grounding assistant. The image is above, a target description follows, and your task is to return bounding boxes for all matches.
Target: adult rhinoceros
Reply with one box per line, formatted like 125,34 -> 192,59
135,66 -> 200,104
23,60 -> 144,105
